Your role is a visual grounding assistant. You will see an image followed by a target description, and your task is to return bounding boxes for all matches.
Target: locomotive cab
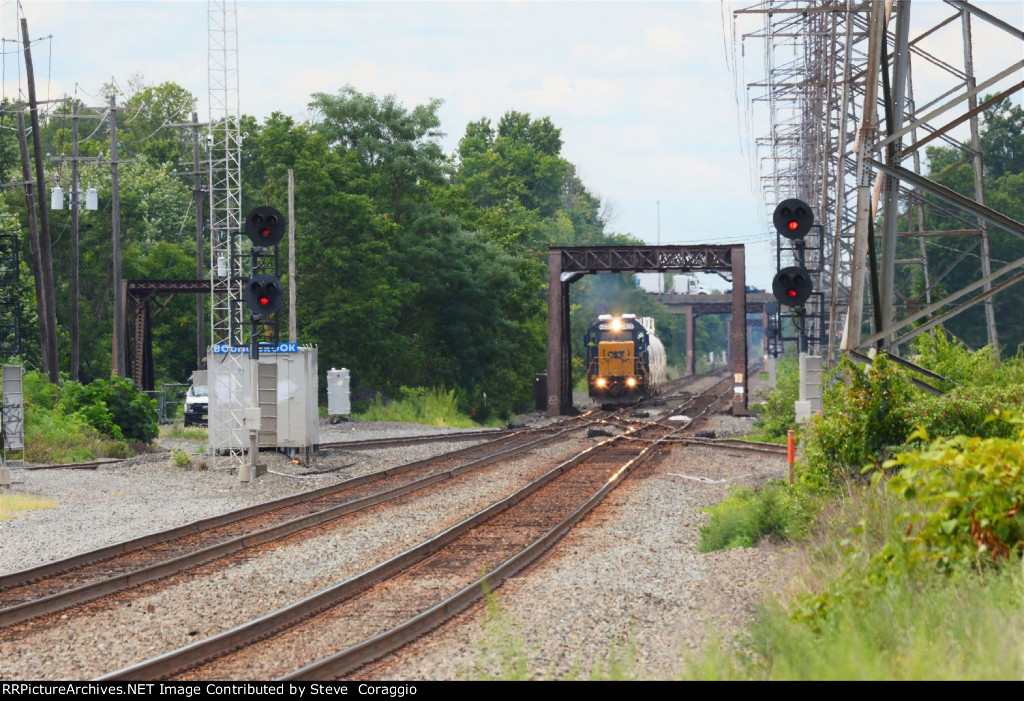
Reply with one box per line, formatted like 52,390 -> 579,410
584,314 -> 665,407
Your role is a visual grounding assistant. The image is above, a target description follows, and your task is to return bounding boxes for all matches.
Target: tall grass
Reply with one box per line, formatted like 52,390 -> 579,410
684,564 -> 1024,680
687,482 -> 1024,680
24,409 -> 128,463
355,387 -> 480,428
0,493 -> 57,521
159,423 -> 209,441
697,481 -> 808,553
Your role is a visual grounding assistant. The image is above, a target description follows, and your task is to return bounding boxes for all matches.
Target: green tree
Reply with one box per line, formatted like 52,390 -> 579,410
308,86 -> 448,224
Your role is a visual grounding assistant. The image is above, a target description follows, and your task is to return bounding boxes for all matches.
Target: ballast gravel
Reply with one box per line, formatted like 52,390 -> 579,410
0,379 -> 798,680
356,416 -> 794,681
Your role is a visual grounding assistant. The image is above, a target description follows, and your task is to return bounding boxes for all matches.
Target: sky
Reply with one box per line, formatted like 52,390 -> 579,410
1,0 -> 1022,292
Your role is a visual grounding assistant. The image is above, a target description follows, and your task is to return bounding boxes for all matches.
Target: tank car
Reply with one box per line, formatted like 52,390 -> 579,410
584,314 -> 667,408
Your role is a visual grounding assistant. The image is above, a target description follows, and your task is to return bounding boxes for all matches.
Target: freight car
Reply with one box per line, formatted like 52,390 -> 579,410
584,314 -> 667,408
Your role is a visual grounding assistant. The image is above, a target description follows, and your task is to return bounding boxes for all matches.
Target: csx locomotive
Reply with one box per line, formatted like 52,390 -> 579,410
584,314 -> 667,408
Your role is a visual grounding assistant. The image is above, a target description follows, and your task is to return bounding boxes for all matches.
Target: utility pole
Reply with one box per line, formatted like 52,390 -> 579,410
21,18 -> 58,383
15,111 -> 47,378
191,112 -> 206,366
109,92 -> 126,378
288,168 -> 296,343
70,101 -> 80,381
168,113 -> 211,368
48,105 -> 111,381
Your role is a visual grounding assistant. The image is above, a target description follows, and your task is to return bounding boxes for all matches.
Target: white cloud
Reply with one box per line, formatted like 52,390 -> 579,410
4,0 -> 1013,289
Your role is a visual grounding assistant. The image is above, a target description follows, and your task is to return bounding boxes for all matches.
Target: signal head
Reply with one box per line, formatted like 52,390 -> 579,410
772,265 -> 813,307
244,274 -> 284,317
773,198 -> 813,239
245,206 -> 286,247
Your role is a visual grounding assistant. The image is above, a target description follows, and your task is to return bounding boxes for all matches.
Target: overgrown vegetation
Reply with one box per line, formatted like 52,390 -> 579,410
159,423 -> 208,441
698,482 -> 801,552
170,449 -> 192,468
690,326 -> 1024,679
353,386 -> 484,428
22,370 -> 156,463
748,357 -> 798,441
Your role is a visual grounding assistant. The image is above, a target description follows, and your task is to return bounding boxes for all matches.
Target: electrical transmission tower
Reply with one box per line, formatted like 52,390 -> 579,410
733,0 -> 1024,360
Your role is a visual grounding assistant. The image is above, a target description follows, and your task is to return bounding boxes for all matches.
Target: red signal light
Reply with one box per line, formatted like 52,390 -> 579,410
787,288 -> 797,298
259,296 -> 270,306
260,228 -> 271,238
788,220 -> 799,231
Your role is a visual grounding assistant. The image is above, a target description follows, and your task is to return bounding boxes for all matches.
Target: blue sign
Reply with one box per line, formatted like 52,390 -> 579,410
212,343 -> 299,354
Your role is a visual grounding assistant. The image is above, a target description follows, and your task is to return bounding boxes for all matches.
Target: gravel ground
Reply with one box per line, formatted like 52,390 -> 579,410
0,420 -> 595,680
0,419 -> 512,575
356,411 -> 795,680
0,372 -> 792,681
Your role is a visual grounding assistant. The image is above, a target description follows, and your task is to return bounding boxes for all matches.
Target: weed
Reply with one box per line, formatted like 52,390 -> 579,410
698,481 -> 802,553
355,387 -> 483,428
160,423 -> 209,441
171,449 -> 192,468
0,493 -> 57,522
467,584 -> 533,680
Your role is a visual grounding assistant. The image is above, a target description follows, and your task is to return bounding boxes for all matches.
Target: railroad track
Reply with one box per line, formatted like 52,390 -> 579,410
100,377 -> 733,681
0,413 -> 605,628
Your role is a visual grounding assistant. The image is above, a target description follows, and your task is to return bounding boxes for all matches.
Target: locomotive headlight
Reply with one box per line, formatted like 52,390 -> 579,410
596,377 -> 608,388
626,377 -> 637,388
610,317 -> 623,332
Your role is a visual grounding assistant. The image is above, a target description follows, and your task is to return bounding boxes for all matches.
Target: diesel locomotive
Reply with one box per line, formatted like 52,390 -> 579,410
584,314 -> 667,408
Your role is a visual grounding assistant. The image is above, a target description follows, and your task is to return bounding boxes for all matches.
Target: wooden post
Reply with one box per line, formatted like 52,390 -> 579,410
16,111 -> 47,379
191,112 -> 206,368
21,19 -> 58,383
70,101 -> 80,381
110,93 -> 125,378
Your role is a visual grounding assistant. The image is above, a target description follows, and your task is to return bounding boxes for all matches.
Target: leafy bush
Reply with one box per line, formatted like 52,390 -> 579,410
23,370 -> 61,410
698,482 -> 800,552
911,327 -> 1000,388
170,449 -> 192,468
67,376 -> 159,443
906,384 -> 1024,440
799,356 -> 915,488
883,414 -> 1024,572
751,358 -> 798,440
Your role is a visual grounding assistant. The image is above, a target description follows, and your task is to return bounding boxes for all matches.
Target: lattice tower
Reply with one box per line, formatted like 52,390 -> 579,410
208,0 -> 247,465
733,0 -> 1020,359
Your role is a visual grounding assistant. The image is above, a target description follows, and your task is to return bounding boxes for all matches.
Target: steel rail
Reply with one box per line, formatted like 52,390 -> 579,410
319,428 -> 512,451
99,379 -> 732,681
0,425 -> 586,628
0,418 -> 598,625
285,387 -> 729,680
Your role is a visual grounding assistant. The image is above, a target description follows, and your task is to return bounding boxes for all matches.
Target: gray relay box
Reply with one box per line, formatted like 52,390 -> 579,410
327,367 -> 351,418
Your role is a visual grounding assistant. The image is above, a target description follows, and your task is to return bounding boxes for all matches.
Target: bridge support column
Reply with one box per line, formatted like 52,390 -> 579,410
730,245 -> 749,415
546,250 -> 573,416
762,308 -> 770,372
685,306 -> 695,375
